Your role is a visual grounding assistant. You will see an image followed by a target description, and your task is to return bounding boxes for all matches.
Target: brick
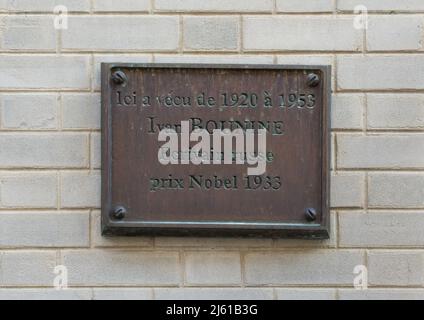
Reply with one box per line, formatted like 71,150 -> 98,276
0,289 -> 92,300
337,134 -> 424,169
93,288 -> 152,300
0,55 -> 90,89
243,17 -> 362,51
340,211 -> 424,247
155,0 -> 273,12
330,173 -> 364,208
275,288 -> 336,300
93,54 -> 152,90
331,94 -> 364,130
62,16 -> 179,51
368,251 -> 424,286
367,94 -> 424,130
91,133 -> 101,169
368,173 -> 424,209
0,0 -> 90,12
91,211 -> 153,247
339,289 -> 424,300
0,172 -> 57,208
0,251 -> 56,286
245,250 -> 364,285
62,94 -> 100,129
276,0 -> 334,12
337,0 -> 424,12
0,133 -> 88,168
337,55 -> 424,90
0,94 -> 58,130
93,0 -> 150,12
184,17 -> 239,51
61,171 -> 100,208
367,16 -> 424,51
62,250 -> 180,286
155,54 -> 273,64
0,16 -> 56,50
154,288 -> 273,300
0,212 -> 89,247
184,252 -> 241,285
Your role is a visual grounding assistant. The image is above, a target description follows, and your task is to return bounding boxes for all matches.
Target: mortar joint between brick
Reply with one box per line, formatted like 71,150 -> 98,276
180,249 -> 186,288
239,15 -> 243,54
89,54 -> 95,93
179,15 -> 184,54
240,251 -> 246,288
363,93 -> 368,134
364,172 -> 369,211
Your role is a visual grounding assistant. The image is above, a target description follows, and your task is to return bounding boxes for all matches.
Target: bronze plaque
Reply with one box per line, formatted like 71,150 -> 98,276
101,64 -> 331,238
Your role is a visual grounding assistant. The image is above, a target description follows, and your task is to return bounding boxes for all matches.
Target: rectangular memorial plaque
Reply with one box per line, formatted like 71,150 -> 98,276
101,63 -> 331,238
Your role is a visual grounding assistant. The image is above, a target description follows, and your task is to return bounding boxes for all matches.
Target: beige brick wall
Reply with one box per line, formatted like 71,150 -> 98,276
0,0 -> 423,300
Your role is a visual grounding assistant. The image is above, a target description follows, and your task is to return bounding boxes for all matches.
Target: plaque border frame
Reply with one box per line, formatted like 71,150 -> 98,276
101,63 -> 331,239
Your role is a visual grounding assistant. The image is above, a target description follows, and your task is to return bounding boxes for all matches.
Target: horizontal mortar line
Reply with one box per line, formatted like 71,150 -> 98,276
0,168 -> 96,172
0,247 -> 184,253
0,248 -> 73,252
182,284 -> 245,288
0,286 -> 422,291
0,246 -> 91,250
241,284 -> 365,288
2,11 -> 424,16
0,50 -> 58,54
90,246 -> 159,250
365,208 -> 424,213
59,49 -> 181,54
0,50 -> 355,55
337,131 -> 424,135
0,52 -> 155,57
0,129 -> 100,133
0,168 -> 91,172
0,170 -> 60,175
335,168 -> 424,172
364,129 -> 424,133
239,249 -> 364,254
0,207 -> 95,212
339,245 -> 424,250
368,207 -> 424,210
0,12 -> 341,17
366,50 -> 424,54
1,51 -> 424,56
331,129 -> 367,133
0,284 -> 181,288
0,130 -> 92,134
0,286 -> 331,289
243,50 -> 365,54
365,249 -> 424,253
0,90 -> 92,93
271,246 -> 337,250
332,168 -> 424,174
0,209 -> 91,213
336,89 -> 424,94
52,248 -> 363,253
181,49 -> 241,54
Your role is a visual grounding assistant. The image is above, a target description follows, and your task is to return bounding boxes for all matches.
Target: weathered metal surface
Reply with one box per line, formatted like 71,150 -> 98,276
101,63 -> 331,238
